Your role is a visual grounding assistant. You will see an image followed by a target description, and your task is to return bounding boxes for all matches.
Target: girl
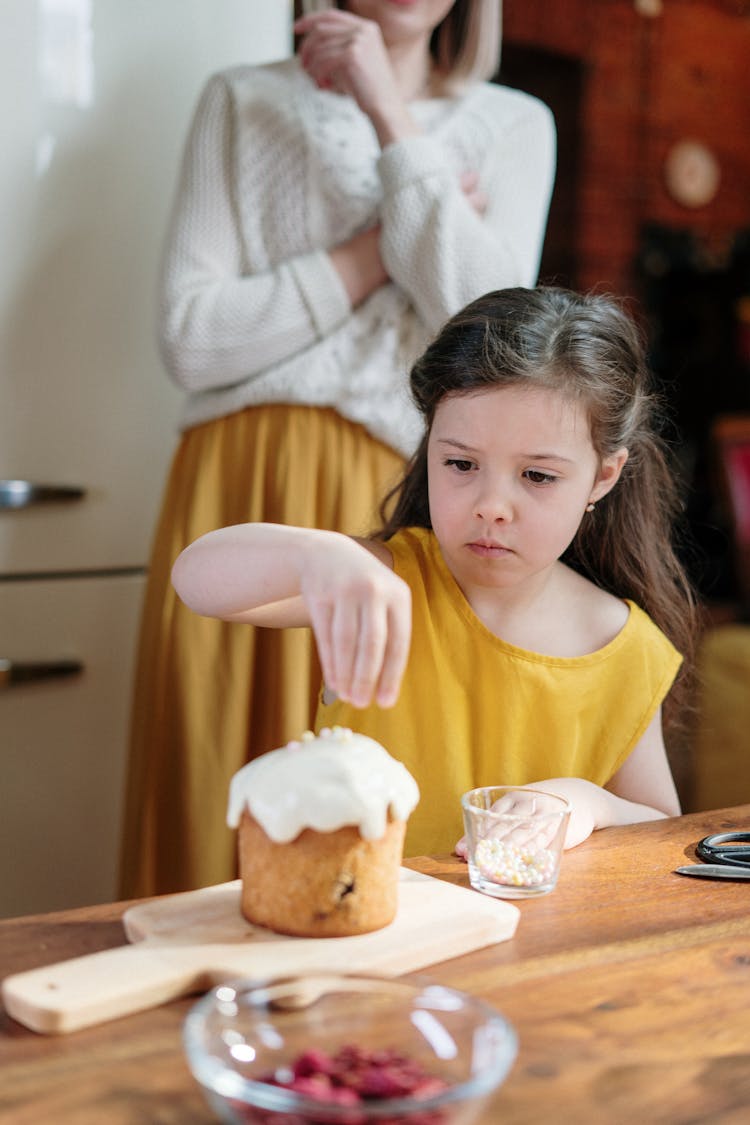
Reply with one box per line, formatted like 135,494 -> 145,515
119,1 -> 555,896
171,287 -> 696,855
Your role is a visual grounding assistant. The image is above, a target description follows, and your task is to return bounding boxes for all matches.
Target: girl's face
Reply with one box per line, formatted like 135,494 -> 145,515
344,1 -> 455,46
427,384 -> 627,598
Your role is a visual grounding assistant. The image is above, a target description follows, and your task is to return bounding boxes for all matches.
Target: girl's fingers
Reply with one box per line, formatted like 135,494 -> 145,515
330,599 -> 360,704
324,593 -> 409,709
349,602 -> 388,709
375,599 -> 410,708
490,792 -> 538,816
310,601 -> 337,698
489,795 -> 516,815
302,546 -> 411,710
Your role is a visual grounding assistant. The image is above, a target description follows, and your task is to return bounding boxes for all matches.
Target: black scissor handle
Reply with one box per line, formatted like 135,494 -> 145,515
696,832 -> 750,868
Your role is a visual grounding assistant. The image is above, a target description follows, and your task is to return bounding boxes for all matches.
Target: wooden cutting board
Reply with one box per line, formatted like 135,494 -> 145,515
2,868 -> 519,1035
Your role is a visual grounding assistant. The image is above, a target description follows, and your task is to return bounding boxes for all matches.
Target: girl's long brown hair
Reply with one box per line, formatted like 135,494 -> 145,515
377,286 -> 698,731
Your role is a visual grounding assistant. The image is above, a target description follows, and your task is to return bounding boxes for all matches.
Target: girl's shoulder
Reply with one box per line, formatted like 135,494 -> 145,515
555,566 -> 677,661
553,564 -> 631,655
355,536 -> 395,571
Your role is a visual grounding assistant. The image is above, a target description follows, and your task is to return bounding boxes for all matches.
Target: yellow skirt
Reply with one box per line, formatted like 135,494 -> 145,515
119,404 -> 404,897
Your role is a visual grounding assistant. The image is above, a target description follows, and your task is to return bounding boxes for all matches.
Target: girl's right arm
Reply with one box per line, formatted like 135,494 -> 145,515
171,524 -> 411,708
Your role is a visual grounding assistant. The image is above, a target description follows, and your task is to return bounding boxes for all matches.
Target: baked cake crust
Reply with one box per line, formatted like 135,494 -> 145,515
237,811 -> 406,937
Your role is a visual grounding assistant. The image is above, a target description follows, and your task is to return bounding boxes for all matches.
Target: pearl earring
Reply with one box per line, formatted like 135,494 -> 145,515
586,502 -> 596,513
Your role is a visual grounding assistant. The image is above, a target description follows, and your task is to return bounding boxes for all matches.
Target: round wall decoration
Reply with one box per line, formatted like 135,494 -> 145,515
663,139 -> 721,208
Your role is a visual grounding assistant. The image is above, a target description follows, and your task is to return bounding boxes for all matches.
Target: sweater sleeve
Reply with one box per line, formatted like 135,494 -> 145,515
157,73 -> 351,394
377,90 -> 556,335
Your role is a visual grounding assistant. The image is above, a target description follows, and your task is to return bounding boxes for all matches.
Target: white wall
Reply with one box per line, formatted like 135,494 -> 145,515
0,0 -> 292,917
0,0 -> 292,572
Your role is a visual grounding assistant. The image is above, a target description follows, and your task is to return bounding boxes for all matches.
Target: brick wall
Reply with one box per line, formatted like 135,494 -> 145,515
502,0 -> 750,297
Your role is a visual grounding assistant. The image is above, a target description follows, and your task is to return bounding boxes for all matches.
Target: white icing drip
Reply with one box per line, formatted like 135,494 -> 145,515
226,728 -> 420,844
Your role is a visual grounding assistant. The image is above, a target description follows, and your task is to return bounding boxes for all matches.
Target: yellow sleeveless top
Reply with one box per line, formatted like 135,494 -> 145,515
316,527 -> 682,857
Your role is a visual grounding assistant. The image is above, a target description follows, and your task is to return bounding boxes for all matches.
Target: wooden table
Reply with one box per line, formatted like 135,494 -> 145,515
2,806 -> 750,1124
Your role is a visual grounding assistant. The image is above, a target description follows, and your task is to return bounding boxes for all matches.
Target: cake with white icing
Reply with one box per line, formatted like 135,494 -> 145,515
227,727 -> 420,936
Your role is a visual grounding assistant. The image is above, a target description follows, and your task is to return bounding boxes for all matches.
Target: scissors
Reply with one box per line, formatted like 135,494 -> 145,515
675,831 -> 750,880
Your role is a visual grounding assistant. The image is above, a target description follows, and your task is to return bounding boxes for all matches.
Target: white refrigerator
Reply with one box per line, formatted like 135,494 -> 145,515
0,0 -> 291,917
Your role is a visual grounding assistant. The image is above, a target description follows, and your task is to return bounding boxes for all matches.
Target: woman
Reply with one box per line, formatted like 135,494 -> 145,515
119,0 -> 556,897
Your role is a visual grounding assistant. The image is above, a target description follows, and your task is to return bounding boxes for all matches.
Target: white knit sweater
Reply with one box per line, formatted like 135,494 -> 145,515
158,57 -> 556,456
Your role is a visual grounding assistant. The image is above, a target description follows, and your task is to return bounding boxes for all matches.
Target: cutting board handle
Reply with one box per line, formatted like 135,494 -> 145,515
2,943 -> 208,1034
2,873 -> 519,1035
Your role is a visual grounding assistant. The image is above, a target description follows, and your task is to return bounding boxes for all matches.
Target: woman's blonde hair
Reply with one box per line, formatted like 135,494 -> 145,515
295,2 -> 502,87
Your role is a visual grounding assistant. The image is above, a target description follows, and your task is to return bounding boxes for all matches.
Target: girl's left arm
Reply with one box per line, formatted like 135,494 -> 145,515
532,709 -> 681,849
377,92 -> 556,334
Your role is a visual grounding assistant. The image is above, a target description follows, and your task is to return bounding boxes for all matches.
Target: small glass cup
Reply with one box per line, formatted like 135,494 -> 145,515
461,786 -> 571,899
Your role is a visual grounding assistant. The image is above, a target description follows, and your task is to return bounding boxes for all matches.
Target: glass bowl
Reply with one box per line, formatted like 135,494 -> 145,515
183,972 -> 517,1124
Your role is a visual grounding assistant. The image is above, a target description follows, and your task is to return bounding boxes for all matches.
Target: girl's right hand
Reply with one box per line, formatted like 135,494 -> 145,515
299,534 -> 412,710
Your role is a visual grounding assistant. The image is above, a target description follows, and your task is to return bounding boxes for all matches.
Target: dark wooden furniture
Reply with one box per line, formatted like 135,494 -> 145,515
3,806 -> 750,1124
711,413 -> 750,613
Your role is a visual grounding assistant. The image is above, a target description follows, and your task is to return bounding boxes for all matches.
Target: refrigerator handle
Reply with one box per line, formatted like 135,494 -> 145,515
0,659 -> 84,690
0,480 -> 86,510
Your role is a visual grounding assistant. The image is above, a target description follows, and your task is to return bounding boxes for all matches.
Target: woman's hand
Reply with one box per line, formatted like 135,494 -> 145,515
460,171 -> 488,217
329,173 -> 486,307
294,10 -> 418,146
299,535 -> 412,710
